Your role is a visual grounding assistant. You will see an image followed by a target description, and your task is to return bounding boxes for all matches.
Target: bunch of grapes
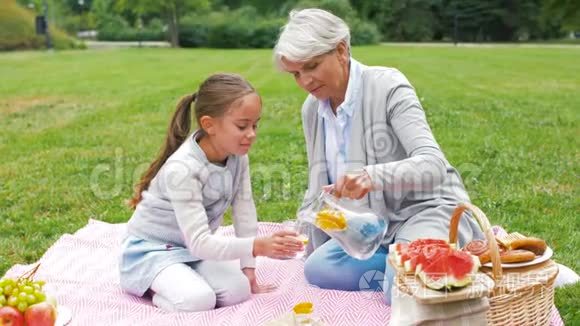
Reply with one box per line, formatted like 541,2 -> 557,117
0,277 -> 47,313
0,264 -> 50,314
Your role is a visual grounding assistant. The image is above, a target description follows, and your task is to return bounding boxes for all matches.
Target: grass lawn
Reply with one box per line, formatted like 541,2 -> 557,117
0,46 -> 578,323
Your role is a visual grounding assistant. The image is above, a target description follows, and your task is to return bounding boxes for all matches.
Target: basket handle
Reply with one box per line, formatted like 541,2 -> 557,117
449,203 -> 503,281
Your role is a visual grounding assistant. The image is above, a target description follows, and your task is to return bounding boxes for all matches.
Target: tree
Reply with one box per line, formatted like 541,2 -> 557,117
212,0 -> 291,16
116,0 -> 209,47
544,0 -> 580,31
376,0 -> 442,42
293,0 -> 357,21
442,0 -> 529,42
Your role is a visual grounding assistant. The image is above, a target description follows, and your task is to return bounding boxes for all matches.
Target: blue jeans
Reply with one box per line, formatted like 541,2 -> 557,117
303,239 -> 397,305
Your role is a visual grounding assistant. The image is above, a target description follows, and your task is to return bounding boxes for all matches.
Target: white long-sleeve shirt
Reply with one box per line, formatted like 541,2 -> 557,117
319,58 -> 362,184
127,130 -> 257,269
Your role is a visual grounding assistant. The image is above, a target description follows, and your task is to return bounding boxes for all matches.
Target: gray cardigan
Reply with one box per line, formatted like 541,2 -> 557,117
299,63 -> 483,254
127,131 -> 257,269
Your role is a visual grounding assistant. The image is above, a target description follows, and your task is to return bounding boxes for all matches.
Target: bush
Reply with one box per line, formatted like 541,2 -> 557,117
97,27 -> 165,42
292,0 -> 380,46
59,15 -> 82,35
294,0 -> 356,21
159,2 -> 379,48
178,15 -> 210,47
59,13 -> 97,35
179,10 -> 283,48
0,0 -> 80,51
248,18 -> 285,48
52,28 -> 84,49
350,19 -> 381,45
207,20 -> 255,48
215,8 -> 254,48
97,15 -> 165,42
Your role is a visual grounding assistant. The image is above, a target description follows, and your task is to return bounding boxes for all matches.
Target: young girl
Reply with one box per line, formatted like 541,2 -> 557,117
120,73 -> 303,312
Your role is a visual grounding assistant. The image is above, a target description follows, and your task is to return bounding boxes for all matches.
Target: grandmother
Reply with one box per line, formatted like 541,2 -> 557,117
273,8 -> 484,304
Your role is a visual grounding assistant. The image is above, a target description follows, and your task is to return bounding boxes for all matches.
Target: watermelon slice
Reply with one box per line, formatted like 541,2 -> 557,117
390,239 -> 451,273
407,245 -> 450,274
417,249 -> 480,290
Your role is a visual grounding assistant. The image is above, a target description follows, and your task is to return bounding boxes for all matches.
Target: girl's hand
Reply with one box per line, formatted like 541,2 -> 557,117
242,268 -> 277,294
253,230 -> 303,259
334,169 -> 374,199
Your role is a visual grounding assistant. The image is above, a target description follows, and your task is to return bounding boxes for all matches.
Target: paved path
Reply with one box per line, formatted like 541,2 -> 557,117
84,41 -> 580,50
381,42 -> 580,49
84,41 -> 171,49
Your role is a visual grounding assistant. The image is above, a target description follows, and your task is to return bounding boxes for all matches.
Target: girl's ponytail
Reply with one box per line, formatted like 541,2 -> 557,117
128,93 -> 197,209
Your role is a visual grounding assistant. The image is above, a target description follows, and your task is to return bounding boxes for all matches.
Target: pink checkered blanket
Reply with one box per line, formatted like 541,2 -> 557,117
3,220 -> 564,326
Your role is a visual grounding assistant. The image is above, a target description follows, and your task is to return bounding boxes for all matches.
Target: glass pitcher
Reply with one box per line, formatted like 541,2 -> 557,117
298,192 -> 387,260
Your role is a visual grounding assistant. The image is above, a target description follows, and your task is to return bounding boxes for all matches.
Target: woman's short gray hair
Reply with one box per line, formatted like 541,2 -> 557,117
274,8 -> 350,70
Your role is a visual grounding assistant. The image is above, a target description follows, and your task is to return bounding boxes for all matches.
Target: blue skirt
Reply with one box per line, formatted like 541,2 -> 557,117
119,235 -> 199,297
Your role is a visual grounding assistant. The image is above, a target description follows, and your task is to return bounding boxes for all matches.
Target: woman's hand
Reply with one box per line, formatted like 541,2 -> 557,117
253,230 -> 304,259
334,169 -> 374,199
242,268 -> 277,294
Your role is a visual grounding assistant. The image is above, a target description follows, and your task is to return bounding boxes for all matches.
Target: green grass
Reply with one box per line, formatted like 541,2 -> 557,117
0,46 -> 578,323
538,38 -> 580,45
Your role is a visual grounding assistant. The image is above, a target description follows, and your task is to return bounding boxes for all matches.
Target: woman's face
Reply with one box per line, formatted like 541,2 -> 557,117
281,42 -> 349,101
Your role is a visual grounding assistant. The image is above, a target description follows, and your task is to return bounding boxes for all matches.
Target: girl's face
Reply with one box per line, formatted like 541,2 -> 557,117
206,93 -> 262,157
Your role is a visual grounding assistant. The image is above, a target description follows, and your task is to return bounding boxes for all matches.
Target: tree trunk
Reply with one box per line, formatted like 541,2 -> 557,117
167,4 -> 179,47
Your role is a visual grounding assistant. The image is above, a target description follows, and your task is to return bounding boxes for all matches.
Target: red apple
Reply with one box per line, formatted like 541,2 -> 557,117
0,306 -> 25,326
24,302 -> 56,326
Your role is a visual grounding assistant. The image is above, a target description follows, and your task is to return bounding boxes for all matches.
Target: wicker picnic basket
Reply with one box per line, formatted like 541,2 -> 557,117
396,202 -> 559,326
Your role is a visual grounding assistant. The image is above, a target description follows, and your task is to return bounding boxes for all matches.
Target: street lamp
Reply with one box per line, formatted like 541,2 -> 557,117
43,0 -> 52,49
78,0 -> 85,32
34,0 -> 53,49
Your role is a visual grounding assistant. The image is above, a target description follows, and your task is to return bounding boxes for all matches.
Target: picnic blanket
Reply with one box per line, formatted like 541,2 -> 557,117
2,220 -> 565,326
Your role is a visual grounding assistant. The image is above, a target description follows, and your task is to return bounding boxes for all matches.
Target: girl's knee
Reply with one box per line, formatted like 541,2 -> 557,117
216,277 -> 251,307
166,287 -> 217,312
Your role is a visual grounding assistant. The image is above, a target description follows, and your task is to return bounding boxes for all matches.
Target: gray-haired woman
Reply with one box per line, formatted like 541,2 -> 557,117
274,8 -> 484,304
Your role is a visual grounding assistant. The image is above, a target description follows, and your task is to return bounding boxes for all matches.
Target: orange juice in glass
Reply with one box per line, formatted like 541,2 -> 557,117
283,220 -> 309,259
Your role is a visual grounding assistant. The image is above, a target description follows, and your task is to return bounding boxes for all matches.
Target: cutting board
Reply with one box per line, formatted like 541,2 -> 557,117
389,254 -> 495,304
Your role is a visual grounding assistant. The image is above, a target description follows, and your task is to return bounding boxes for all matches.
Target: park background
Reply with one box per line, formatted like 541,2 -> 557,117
0,0 -> 578,324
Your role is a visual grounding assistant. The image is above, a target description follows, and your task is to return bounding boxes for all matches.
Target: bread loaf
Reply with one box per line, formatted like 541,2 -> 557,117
509,237 -> 547,255
479,249 -> 536,264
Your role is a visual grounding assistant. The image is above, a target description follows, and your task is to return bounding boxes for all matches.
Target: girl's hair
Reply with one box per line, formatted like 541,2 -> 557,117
128,73 -> 256,209
273,8 -> 350,70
